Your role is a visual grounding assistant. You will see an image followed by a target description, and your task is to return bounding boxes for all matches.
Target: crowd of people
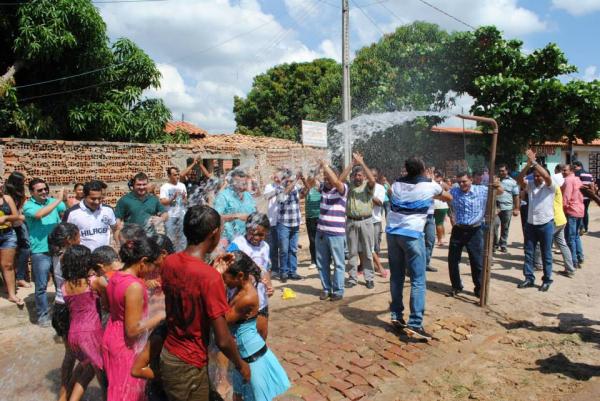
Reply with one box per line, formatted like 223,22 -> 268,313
0,148 -> 596,401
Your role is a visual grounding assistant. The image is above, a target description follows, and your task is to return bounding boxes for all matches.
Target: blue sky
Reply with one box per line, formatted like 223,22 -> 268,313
98,0 -> 600,132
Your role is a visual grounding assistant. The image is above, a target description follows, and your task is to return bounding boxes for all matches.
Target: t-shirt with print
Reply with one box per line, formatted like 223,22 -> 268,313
159,182 -> 187,216
161,252 -> 230,369
63,201 -> 116,251
24,197 -> 67,254
346,182 -> 374,219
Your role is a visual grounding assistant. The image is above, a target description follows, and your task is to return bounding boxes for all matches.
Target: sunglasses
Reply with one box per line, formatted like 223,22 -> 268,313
35,187 -> 49,193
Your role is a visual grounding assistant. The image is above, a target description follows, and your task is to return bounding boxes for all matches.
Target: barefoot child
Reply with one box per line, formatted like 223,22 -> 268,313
222,251 -> 290,401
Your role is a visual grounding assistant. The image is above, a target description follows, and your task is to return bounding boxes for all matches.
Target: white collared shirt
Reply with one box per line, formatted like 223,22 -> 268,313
64,200 -> 116,251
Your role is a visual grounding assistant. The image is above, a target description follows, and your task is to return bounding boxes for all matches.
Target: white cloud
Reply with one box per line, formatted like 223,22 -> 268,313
439,93 -> 477,129
583,66 -> 600,81
552,0 -> 600,16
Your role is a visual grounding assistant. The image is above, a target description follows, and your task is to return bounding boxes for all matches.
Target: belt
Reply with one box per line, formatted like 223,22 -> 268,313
347,215 -> 371,221
455,223 -> 481,229
243,344 -> 268,363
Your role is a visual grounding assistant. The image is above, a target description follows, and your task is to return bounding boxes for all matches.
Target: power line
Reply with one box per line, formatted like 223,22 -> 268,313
350,0 -> 386,36
414,0 -> 476,30
314,0 -> 338,8
377,1 -> 403,23
0,0 -> 167,4
18,80 -> 117,102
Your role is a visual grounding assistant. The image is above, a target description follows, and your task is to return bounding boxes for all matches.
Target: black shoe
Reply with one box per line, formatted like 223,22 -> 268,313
558,270 -> 574,278
366,280 -> 374,289
517,280 -> 534,288
539,282 -> 551,292
391,317 -> 407,329
426,266 -> 438,272
319,292 -> 330,301
288,273 -> 302,280
474,288 -> 481,298
500,246 -> 507,253
404,326 -> 433,341
280,275 -> 288,283
345,281 -> 357,289
449,287 -> 463,297
330,294 -> 343,302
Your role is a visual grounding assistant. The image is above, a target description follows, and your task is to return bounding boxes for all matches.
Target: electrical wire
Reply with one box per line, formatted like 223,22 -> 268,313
18,80 -> 117,102
0,0 -> 167,4
350,0 -> 386,36
414,0 -> 476,30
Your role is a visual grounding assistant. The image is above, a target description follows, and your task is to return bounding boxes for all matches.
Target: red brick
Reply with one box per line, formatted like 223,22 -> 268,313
350,357 -> 373,369
304,392 -> 327,401
345,374 -> 368,386
342,386 -> 366,401
329,379 -> 352,392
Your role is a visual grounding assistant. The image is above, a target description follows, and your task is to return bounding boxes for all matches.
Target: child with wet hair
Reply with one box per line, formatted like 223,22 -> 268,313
91,245 -> 122,280
227,212 -> 273,339
222,251 -> 290,401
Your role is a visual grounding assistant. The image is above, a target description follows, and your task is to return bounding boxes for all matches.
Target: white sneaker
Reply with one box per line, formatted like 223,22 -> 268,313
308,263 -> 317,269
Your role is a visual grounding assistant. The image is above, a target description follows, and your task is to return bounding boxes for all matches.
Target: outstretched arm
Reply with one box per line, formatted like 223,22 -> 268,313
320,160 -> 346,194
353,153 -> 376,188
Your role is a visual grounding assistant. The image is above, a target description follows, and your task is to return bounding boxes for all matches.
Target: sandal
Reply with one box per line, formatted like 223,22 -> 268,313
8,297 -> 25,307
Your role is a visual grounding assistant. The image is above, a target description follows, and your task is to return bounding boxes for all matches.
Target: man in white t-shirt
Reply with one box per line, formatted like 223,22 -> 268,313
64,180 -> 117,251
263,168 -> 284,275
160,166 -> 188,251
371,168 -> 387,277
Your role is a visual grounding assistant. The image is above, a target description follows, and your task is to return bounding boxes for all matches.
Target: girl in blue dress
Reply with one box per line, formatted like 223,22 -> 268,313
222,251 -> 290,401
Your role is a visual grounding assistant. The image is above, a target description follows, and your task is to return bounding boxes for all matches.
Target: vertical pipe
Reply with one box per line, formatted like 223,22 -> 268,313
342,0 -> 352,167
480,130 -> 498,306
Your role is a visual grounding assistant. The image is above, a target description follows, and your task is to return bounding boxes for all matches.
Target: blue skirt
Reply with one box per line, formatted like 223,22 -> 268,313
231,349 -> 290,401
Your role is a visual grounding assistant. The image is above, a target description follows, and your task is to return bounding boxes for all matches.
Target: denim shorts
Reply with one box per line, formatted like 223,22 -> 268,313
0,228 -> 17,250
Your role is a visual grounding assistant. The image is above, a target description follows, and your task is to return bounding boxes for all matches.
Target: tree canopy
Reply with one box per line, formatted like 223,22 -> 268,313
0,0 -> 178,143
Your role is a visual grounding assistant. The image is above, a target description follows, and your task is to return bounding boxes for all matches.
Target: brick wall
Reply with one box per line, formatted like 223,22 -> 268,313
0,137 -> 327,206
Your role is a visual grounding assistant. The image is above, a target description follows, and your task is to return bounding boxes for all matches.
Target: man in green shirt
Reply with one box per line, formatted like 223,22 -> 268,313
115,172 -> 167,237
343,153 -> 377,289
23,178 -> 67,326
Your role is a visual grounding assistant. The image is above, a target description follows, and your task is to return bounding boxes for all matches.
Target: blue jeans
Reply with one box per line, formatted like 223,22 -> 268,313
387,233 -> 426,328
14,224 -> 30,281
523,221 -> 554,284
448,226 -> 484,291
424,214 -> 435,267
316,233 -> 345,296
165,215 -> 187,252
31,252 -> 53,322
565,216 -> 584,266
268,226 -> 279,272
277,223 -> 299,277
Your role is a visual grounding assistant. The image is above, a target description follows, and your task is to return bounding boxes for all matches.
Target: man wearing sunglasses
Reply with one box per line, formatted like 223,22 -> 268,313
23,178 -> 67,327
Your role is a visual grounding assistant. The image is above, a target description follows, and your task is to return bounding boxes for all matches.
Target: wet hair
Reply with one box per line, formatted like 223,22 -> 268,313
230,169 -> 247,179
83,180 -> 107,196
119,236 -> 161,266
48,222 -> 80,256
150,233 -> 175,255
91,246 -> 119,267
5,171 -> 26,208
246,212 -> 270,231
73,183 -> 84,191
183,205 -> 221,245
166,166 -> 179,176
456,171 -> 472,179
62,245 -> 92,283
28,177 -> 48,192
351,165 -> 364,176
120,224 -> 147,243
227,251 -> 262,287
405,157 -> 425,177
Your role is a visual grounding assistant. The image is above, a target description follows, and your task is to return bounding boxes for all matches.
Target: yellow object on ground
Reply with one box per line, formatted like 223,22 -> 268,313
281,288 -> 297,300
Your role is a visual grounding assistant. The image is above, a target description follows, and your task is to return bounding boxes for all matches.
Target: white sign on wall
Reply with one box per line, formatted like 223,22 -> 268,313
301,120 -> 328,148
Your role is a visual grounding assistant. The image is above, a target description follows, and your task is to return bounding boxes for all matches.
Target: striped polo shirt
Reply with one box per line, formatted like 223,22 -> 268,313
386,176 -> 442,238
317,183 -> 348,236
576,169 -> 594,200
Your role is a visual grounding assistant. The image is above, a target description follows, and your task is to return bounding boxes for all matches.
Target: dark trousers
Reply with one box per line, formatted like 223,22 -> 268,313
520,204 -> 528,237
494,210 -> 513,248
306,217 -> 318,264
583,199 -> 591,232
268,226 -> 279,273
448,225 -> 483,292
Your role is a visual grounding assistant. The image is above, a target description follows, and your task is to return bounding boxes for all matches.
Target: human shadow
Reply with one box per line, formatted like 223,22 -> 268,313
530,353 -> 600,381
426,280 -> 479,305
277,283 -> 323,297
490,271 -> 523,285
45,367 -> 103,401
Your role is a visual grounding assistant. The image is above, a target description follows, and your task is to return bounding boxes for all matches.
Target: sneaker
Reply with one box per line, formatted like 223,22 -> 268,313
319,292 -> 330,301
474,287 -> 481,298
426,266 -> 438,272
500,246 -> 507,253
345,281 -> 357,289
391,317 -> 407,329
37,318 -> 51,328
288,273 -> 302,281
558,270 -> 574,278
280,275 -> 288,283
449,287 -> 463,297
330,294 -> 343,302
404,326 -> 433,341
365,280 -> 374,289
539,282 -> 551,292
517,280 -> 535,289
308,263 -> 317,270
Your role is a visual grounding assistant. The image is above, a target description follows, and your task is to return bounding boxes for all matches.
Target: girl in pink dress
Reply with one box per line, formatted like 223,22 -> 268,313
102,237 -> 165,401
61,244 -> 108,400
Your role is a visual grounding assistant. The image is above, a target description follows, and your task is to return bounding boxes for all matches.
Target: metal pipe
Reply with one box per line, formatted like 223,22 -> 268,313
456,114 -> 499,307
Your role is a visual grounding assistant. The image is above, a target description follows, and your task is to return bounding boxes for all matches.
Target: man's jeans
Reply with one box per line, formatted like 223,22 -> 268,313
387,233 -> 426,328
316,233 -> 345,296
268,226 -> 279,272
306,217 -> 318,265
277,223 -> 299,277
424,214 -> 435,268
346,218 -> 374,283
583,199 -> 591,232
448,225 -> 484,291
165,214 -> 187,252
565,216 -> 584,266
523,221 -> 554,284
494,209 -> 513,248
535,224 -> 574,272
32,252 -> 52,323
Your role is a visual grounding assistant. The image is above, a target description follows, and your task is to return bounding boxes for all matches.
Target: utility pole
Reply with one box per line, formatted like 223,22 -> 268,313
342,0 -> 352,167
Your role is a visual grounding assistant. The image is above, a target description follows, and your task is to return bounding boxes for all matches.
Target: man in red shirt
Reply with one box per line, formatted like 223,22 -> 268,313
561,165 -> 585,269
160,205 -> 250,401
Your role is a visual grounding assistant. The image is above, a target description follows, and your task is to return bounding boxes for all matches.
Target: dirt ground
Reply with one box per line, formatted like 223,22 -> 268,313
1,206 -> 599,401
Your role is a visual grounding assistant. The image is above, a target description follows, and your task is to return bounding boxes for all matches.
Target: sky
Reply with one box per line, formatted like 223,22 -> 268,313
97,0 -> 600,133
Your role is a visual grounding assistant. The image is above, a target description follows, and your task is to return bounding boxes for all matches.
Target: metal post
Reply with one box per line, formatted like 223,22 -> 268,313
342,0 -> 352,167
457,115 -> 499,307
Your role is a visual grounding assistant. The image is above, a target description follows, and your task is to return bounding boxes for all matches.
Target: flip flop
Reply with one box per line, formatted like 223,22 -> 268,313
8,297 -> 25,307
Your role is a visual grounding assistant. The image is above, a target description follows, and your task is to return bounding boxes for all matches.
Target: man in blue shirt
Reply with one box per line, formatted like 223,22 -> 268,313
213,169 -> 256,245
448,171 -> 503,298
23,178 -> 67,326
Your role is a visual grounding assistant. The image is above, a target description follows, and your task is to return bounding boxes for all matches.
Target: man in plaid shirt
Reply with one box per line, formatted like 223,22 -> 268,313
277,169 -> 306,283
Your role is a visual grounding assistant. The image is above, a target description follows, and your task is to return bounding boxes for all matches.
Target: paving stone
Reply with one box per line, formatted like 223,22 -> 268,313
345,373 -> 368,386
342,386 -> 366,401
350,357 -> 374,369
311,370 -> 335,384
329,379 -> 353,392
455,326 -> 470,336
304,392 -> 328,401
287,384 -> 317,398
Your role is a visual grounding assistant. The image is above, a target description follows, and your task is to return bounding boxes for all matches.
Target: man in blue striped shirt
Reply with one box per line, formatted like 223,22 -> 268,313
448,171 -> 503,297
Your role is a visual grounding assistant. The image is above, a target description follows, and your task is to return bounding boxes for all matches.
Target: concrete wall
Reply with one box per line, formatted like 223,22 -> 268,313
0,138 -> 326,206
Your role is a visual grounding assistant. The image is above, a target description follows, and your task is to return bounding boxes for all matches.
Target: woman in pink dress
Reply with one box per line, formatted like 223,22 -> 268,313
61,244 -> 108,400
102,237 -> 165,401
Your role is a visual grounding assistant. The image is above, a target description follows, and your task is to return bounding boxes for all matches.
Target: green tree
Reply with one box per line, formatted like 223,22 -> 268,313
0,0 -> 173,142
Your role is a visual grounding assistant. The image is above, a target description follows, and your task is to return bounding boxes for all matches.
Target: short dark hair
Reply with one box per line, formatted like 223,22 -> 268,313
73,183 -> 84,191
83,180 -> 107,196
405,157 -> 425,177
457,171 -> 471,179
473,170 -> 484,177
48,222 -> 80,256
119,236 -> 161,266
434,170 -> 443,178
230,169 -> 247,179
555,164 -> 565,173
150,234 -> 175,255
62,245 -> 92,283
572,161 -> 583,168
246,212 -> 270,231
133,172 -> 149,183
227,251 -> 262,288
166,166 -> 179,176
28,177 -> 47,192
91,246 -> 119,267
498,163 -> 509,171
351,165 -> 364,176
120,224 -> 147,242
183,205 -> 221,245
